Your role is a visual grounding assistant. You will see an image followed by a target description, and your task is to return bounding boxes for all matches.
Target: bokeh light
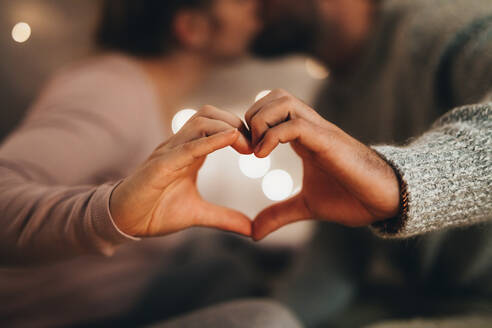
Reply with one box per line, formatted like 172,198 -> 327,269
11,22 -> 31,43
262,169 -> 294,201
305,58 -> 329,80
255,90 -> 271,102
239,154 -> 271,179
172,109 -> 197,134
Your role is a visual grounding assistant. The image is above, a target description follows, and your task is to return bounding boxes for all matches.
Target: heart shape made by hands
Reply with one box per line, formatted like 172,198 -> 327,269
112,91 -> 400,241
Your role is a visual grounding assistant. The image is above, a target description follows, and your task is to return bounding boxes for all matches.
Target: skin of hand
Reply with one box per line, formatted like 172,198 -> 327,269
110,105 -> 254,238
245,89 -> 401,241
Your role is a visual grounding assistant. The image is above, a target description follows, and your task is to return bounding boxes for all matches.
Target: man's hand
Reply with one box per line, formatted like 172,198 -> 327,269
110,105 -> 253,238
246,89 -> 400,240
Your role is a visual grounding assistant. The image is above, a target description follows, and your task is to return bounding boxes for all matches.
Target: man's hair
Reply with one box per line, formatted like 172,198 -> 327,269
252,1 -> 319,59
96,0 -> 212,57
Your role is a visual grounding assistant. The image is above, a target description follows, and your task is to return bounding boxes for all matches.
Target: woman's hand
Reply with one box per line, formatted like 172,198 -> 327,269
110,105 -> 253,238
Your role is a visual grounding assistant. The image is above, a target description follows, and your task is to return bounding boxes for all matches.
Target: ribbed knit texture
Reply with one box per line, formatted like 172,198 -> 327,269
372,102 -> 492,238
316,0 -> 492,239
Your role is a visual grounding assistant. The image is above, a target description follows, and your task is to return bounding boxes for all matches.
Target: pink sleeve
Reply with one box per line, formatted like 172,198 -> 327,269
0,59 -> 151,265
0,166 -> 137,265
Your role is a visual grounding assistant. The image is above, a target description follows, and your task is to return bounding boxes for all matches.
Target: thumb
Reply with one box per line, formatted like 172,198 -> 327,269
252,194 -> 311,241
195,201 -> 253,237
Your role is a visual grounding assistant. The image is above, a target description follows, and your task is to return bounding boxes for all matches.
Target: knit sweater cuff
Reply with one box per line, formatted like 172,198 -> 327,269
369,144 -> 437,238
369,103 -> 491,239
369,141 -> 489,239
370,151 -> 410,236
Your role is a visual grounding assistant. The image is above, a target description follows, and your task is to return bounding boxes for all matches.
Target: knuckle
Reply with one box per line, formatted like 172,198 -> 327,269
182,142 -> 195,153
292,118 -> 306,130
278,95 -> 293,106
199,105 -> 215,115
272,88 -> 288,97
245,110 -> 255,123
193,116 -> 208,129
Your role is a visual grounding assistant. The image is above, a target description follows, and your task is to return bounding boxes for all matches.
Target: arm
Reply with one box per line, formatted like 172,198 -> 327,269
374,18 -> 492,237
0,166 -> 135,264
0,62 -> 252,265
372,100 -> 492,238
250,18 -> 492,240
247,89 -> 491,240
0,63 -> 152,264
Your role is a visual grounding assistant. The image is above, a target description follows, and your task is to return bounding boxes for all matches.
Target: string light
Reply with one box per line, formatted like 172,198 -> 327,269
239,154 -> 271,179
171,109 -> 197,134
11,22 -> 31,43
305,58 -> 329,80
255,90 -> 271,102
262,169 -> 294,201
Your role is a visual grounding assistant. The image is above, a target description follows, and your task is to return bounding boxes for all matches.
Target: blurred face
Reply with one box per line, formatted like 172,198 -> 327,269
252,0 -> 321,58
253,0 -> 375,66
206,0 -> 262,60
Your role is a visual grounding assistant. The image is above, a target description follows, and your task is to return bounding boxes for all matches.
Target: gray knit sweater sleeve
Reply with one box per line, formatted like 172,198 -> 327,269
371,101 -> 492,238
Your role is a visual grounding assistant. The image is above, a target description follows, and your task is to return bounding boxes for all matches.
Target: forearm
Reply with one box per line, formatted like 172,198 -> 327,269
0,162 -> 137,266
0,61 -> 154,265
371,102 -> 492,238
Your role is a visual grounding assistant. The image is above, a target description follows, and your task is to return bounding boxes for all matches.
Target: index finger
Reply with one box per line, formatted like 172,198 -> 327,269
245,89 -> 289,125
196,105 -> 253,154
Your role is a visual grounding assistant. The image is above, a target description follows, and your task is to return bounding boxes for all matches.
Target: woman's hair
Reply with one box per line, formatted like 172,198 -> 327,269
96,0 -> 212,57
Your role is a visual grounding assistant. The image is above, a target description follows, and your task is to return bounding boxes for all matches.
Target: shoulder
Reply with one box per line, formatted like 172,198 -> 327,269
381,0 -> 492,108
380,0 -> 492,52
434,101 -> 491,128
37,53 -> 154,108
24,53 -> 162,148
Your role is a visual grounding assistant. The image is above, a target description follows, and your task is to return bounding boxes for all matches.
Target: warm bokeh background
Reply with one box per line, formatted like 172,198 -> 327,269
0,0 -> 329,245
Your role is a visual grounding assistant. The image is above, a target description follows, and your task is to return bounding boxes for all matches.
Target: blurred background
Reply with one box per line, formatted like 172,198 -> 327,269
0,0 -> 331,246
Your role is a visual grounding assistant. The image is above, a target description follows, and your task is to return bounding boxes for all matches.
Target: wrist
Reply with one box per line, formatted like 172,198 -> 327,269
109,180 -> 138,237
372,160 -> 409,233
